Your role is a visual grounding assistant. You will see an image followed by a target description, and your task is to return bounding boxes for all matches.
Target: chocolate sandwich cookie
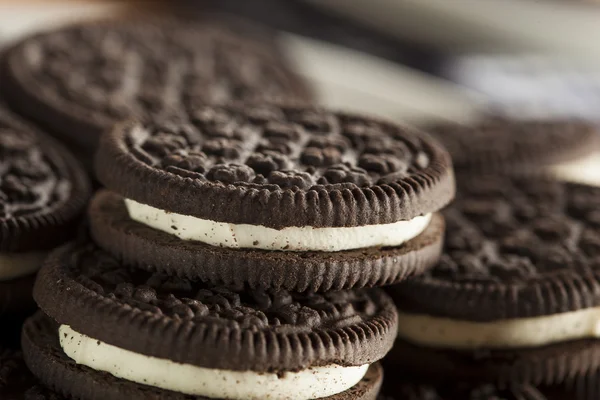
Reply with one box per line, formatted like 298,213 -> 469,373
0,107 -> 90,316
1,19 -> 311,155
427,117 -> 599,174
24,241 -> 396,400
91,104 -> 454,292
387,177 -> 600,385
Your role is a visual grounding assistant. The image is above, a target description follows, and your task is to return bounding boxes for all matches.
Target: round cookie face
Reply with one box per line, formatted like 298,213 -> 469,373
34,242 -> 397,374
0,107 -> 90,316
0,108 -> 90,253
427,117 -> 600,174
1,19 -> 312,152
387,177 -> 600,384
23,314 -> 384,400
95,104 -> 454,228
89,190 -> 445,292
393,178 -> 600,322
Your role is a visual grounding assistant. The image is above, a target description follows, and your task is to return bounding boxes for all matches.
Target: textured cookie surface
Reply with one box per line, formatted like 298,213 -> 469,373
89,190 -> 445,292
390,177 -> 600,321
428,117 -> 599,173
96,104 -> 454,228
34,242 -> 397,372
1,19 -> 311,151
0,107 -> 90,252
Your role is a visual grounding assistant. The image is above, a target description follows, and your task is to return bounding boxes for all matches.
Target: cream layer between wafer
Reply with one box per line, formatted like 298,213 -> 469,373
125,198 -> 432,252
396,308 -> 600,349
60,325 -> 369,400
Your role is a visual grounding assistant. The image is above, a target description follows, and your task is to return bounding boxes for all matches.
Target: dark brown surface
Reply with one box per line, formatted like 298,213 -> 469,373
34,242 -> 397,372
0,107 -> 91,252
389,177 -> 600,321
378,377 -> 559,400
386,338 -> 600,387
427,117 -> 600,174
1,18 -> 312,154
89,190 -> 445,292
377,375 -> 572,400
95,104 -> 455,228
0,273 -> 36,317
0,345 -> 35,400
23,312 -> 383,400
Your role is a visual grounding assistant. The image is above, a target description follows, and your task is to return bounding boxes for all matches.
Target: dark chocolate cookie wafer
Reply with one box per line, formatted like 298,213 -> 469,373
388,177 -> 600,385
25,386 -> 63,400
1,19 -> 312,154
427,117 -> 600,174
92,103 -> 454,292
0,107 -> 90,316
26,241 -> 395,399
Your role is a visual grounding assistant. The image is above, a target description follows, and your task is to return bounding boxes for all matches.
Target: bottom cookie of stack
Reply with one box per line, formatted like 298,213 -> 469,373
22,242 -> 398,400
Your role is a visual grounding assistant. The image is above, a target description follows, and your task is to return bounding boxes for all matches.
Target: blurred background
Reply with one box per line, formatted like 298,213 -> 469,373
1,0 -> 600,183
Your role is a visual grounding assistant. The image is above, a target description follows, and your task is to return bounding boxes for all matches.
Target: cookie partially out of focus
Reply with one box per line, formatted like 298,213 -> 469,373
0,107 -> 90,317
427,117 -> 599,175
1,18 -> 312,156
387,176 -> 600,385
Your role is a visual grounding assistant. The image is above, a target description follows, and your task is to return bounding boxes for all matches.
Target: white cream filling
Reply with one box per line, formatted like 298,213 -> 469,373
397,308 -> 600,349
59,325 -> 368,400
0,252 -> 46,282
125,198 -> 432,252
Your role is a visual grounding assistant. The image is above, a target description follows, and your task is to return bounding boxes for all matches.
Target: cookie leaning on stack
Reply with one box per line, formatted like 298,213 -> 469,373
0,106 -> 90,324
23,242 -> 396,400
90,103 -> 454,292
387,176 -> 600,386
427,117 -> 600,175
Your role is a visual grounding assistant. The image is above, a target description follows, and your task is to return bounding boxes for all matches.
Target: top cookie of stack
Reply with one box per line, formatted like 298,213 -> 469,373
91,103 -> 455,292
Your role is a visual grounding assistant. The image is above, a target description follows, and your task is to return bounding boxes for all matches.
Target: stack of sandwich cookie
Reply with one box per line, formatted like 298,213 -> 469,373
0,106 -> 90,320
90,103 -> 454,292
23,241 -> 396,400
427,117 -> 600,175
1,19 -> 312,158
387,176 -> 600,385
